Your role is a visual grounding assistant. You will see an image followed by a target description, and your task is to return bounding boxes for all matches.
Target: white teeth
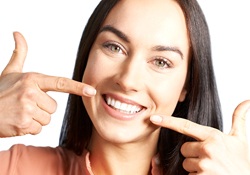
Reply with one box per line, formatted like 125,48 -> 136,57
106,96 -> 142,114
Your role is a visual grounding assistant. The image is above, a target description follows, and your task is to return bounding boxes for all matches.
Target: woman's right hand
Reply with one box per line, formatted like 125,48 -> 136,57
0,32 -> 96,137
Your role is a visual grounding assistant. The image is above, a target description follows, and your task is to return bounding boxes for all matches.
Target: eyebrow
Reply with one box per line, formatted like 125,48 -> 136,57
99,25 -> 184,59
99,25 -> 130,43
152,45 -> 184,59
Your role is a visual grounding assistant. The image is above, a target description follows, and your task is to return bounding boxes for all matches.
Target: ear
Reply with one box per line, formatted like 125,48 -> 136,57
178,89 -> 187,102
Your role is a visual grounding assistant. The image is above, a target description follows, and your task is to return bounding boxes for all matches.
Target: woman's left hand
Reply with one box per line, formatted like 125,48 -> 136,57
150,100 -> 250,174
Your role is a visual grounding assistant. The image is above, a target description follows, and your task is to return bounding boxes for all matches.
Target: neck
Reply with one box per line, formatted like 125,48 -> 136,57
88,129 -> 160,175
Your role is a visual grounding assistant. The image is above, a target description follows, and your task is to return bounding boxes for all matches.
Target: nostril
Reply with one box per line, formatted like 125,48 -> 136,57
115,76 -> 139,93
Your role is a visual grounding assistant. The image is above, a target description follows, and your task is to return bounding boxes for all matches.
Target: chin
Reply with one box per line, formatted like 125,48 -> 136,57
92,119 -> 159,146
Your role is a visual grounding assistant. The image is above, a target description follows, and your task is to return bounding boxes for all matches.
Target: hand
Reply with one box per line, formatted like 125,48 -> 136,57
150,100 -> 250,174
0,32 -> 96,137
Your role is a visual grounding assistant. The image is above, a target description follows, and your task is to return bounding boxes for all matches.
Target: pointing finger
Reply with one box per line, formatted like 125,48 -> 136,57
230,100 -> 250,140
35,73 -> 96,96
150,115 -> 216,141
1,32 -> 28,75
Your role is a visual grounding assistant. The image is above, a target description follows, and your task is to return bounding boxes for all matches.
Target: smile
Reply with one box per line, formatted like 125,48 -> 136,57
105,95 -> 143,114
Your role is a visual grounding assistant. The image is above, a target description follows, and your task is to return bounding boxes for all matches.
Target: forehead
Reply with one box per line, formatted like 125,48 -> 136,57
101,0 -> 190,56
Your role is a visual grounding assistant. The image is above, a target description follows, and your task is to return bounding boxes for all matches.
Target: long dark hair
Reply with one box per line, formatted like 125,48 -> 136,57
59,0 -> 223,174
158,0 -> 223,174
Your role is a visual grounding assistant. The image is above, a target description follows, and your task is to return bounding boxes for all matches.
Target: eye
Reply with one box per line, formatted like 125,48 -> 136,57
102,42 -> 125,55
151,57 -> 172,69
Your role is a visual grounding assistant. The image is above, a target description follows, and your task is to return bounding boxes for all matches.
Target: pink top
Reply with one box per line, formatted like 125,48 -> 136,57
0,144 -> 162,175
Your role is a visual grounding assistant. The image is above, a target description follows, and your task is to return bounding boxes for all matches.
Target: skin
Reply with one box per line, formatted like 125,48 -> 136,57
0,1 -> 250,175
0,32 -> 96,137
82,0 -> 189,174
150,100 -> 250,174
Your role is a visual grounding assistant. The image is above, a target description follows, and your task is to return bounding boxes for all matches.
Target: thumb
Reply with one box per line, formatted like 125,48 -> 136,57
1,31 -> 28,75
230,100 -> 250,140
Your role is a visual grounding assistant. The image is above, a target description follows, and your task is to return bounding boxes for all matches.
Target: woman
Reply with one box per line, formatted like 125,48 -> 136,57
60,0 -> 222,174
0,0 -> 249,174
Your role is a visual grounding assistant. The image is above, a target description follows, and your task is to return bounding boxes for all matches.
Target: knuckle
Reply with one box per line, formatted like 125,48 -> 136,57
17,73 -> 39,100
55,77 -> 67,91
21,103 -> 35,115
42,114 -> 51,126
209,129 -> 222,141
200,142 -> 216,158
199,130 -> 223,157
74,82 -> 82,93
180,142 -> 188,155
32,125 -> 42,135
18,87 -> 36,100
180,120 -> 192,134
49,99 -> 58,114
200,143 -> 211,155
197,159 -> 209,172
19,72 -> 37,84
14,104 -> 35,129
15,115 -> 33,131
182,158 -> 188,170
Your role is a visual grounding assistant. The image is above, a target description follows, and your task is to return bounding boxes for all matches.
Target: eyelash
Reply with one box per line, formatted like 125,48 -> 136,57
102,42 -> 126,55
102,41 -> 172,70
150,57 -> 172,70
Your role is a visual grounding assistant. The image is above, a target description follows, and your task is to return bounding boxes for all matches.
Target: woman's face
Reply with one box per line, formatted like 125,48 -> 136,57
82,0 -> 190,144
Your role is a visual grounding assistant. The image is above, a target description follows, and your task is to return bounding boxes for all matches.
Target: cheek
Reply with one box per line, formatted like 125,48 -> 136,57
151,73 -> 187,115
153,88 -> 180,115
82,52 -> 104,86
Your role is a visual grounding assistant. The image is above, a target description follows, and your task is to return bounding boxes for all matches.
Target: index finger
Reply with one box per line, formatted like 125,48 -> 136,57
150,115 -> 216,141
36,74 -> 96,97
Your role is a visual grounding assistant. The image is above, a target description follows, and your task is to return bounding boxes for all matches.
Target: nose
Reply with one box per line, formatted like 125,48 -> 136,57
114,57 -> 145,92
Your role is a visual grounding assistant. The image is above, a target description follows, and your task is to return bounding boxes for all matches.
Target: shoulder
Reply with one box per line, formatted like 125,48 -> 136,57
0,144 -> 84,175
8,144 -> 68,163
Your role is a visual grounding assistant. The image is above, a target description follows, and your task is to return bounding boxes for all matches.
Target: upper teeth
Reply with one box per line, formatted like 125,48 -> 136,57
106,96 -> 142,114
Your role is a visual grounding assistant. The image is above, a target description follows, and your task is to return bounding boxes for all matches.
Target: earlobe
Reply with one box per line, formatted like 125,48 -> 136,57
179,89 -> 187,102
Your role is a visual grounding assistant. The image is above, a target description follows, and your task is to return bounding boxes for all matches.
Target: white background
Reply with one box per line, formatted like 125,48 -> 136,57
0,1 -> 250,150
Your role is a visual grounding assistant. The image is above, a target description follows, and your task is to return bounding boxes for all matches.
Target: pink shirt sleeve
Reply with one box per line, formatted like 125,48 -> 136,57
0,144 -> 87,175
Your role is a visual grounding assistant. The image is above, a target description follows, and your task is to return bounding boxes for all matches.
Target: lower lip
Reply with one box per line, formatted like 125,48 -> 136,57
101,97 -> 143,121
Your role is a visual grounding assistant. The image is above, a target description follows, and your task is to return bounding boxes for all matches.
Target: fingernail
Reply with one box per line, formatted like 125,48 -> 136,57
83,86 -> 96,96
150,115 -> 163,123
